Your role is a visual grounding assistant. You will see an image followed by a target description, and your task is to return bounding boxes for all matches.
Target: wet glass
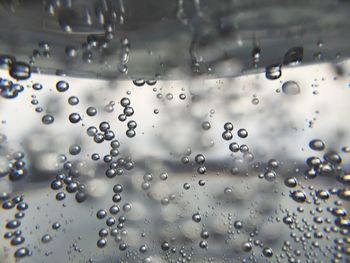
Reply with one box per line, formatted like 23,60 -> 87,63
0,1 -> 350,262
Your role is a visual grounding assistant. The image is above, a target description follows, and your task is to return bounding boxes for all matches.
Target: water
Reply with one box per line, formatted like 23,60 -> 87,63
1,1 -> 350,263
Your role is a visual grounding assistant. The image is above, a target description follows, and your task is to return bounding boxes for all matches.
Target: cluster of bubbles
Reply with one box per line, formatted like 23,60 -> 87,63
259,159 -> 279,182
87,121 -> 115,144
0,138 -> 27,181
1,48 -> 350,262
195,154 -> 206,175
2,194 -> 31,259
118,38 -> 130,74
0,78 -> 24,99
132,79 -> 157,87
50,157 -> 88,204
265,46 -> 304,80
118,98 -> 137,137
221,124 -> 254,174
103,142 -> 135,178
95,184 -> 131,250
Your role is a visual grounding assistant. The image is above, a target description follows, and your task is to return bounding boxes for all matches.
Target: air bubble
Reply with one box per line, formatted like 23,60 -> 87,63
291,190 -> 307,203
237,129 -> 248,138
56,81 -> 69,92
68,96 -> 79,105
42,114 -> 54,125
69,113 -> 81,123
201,121 -> 211,130
41,234 -> 52,244
309,139 -> 326,151
86,107 -> 97,116
281,81 -> 300,95
262,247 -> 274,258
192,212 -> 201,222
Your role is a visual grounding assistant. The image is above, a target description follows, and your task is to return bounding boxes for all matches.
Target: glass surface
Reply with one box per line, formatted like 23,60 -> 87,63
0,1 -> 350,263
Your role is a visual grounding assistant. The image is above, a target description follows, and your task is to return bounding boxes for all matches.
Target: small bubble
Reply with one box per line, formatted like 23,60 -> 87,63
14,247 -> 30,258
99,121 -> 110,132
229,142 -> 239,152
192,212 -> 201,222
96,209 -> 107,219
179,93 -> 186,100
56,81 -> 69,92
264,170 -> 276,182
146,80 -> 157,86
241,242 -> 252,252
199,240 -> 207,249
234,220 -> 243,229
183,183 -> 190,190
69,113 -> 81,123
86,107 -> 97,116
284,177 -> 298,188
309,139 -> 325,151
252,98 -> 259,105
281,81 -> 300,95
126,129 -> 136,138
195,154 -> 205,164
120,98 -> 130,107
123,106 -> 134,116
41,234 -> 52,244
237,129 -> 248,138
291,190 -> 307,203
97,238 -> 107,248
42,114 -> 54,125
161,241 -> 170,251
68,96 -> 79,106
32,83 -> 43,90
262,247 -> 273,258
222,131 -> 233,140
201,121 -> 211,130
133,79 -> 145,87
224,122 -> 233,131
52,222 -> 61,230
127,120 -> 137,129
69,144 -> 81,155
166,93 -> 173,100
160,172 -> 168,180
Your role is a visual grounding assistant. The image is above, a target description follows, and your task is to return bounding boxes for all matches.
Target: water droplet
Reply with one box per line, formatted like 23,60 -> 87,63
265,64 -> 281,80
9,62 -> 31,80
283,47 -> 303,65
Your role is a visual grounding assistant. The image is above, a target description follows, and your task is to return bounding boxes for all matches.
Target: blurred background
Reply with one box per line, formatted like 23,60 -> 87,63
0,0 -> 350,263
